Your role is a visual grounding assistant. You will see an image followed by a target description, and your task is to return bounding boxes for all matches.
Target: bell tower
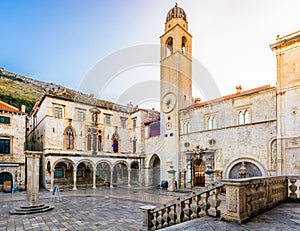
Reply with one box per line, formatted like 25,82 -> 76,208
160,4 -> 192,183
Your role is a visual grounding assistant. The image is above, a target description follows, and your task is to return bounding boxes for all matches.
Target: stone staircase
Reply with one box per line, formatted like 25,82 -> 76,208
10,204 -> 54,215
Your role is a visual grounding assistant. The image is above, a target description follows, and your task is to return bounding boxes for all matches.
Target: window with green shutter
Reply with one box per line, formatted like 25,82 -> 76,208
0,116 -> 10,124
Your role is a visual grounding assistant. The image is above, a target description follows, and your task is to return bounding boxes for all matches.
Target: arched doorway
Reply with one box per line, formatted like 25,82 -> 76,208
229,161 -> 262,179
149,154 -> 160,187
113,162 -> 128,186
194,159 -> 205,187
96,162 -> 111,187
0,171 -> 13,192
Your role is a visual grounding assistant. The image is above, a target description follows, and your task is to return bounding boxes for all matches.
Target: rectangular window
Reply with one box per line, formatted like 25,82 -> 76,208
121,118 -> 127,128
77,111 -> 84,121
54,168 -> 64,178
0,116 -> 10,124
106,115 -> 111,125
0,139 -> 10,154
55,107 -> 63,118
133,119 -> 137,128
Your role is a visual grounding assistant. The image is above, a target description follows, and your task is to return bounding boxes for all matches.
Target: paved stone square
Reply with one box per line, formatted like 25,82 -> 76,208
0,187 -> 300,230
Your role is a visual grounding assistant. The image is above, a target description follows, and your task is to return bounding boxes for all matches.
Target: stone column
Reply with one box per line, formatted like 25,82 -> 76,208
25,151 -> 42,206
110,167 -> 114,188
93,169 -> 96,189
50,169 -> 54,192
73,169 -> 77,190
128,168 -> 131,187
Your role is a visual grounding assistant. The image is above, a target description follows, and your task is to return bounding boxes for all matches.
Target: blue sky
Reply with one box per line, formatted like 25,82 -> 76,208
1,0 -> 300,108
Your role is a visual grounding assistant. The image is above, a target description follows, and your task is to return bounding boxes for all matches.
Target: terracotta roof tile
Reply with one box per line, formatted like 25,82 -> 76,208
0,100 -> 20,112
188,85 -> 273,109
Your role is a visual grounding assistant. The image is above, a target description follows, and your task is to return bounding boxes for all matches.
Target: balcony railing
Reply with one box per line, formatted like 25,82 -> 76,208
24,142 -> 43,152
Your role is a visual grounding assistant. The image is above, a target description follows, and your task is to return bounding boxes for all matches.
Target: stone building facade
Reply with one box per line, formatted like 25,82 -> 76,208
26,4 -> 300,190
0,101 -> 26,192
27,90 -> 160,190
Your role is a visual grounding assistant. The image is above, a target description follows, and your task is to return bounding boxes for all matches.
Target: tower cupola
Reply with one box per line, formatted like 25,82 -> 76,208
166,3 -> 187,22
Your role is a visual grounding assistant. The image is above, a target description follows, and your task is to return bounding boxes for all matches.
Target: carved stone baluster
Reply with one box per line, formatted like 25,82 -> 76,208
183,199 -> 191,221
190,192 -> 199,219
175,198 -> 182,224
151,211 -> 157,230
157,210 -> 163,229
162,206 -> 170,228
169,205 -> 176,226
199,192 -> 210,216
208,188 -> 221,217
289,178 -> 298,199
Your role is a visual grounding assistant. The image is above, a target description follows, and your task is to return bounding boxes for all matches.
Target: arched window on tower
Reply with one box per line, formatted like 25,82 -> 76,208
65,127 -> 74,149
166,37 -> 173,56
182,36 -> 187,54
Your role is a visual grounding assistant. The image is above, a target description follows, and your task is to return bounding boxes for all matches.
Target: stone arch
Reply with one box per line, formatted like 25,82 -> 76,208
225,158 -> 267,179
52,158 -> 75,170
52,158 -> 75,189
96,160 -> 111,186
75,159 -> 95,170
112,160 -> 129,186
0,170 -> 13,192
148,154 -> 161,186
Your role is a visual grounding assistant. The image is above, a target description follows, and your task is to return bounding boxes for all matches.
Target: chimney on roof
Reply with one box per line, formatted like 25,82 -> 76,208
21,105 -> 26,113
194,97 -> 201,104
236,85 -> 242,94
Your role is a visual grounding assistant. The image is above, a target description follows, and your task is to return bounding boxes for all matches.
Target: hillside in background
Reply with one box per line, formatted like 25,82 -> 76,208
0,68 -> 65,112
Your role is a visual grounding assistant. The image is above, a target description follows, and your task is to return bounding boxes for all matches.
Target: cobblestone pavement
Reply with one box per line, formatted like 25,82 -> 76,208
0,187 -> 300,230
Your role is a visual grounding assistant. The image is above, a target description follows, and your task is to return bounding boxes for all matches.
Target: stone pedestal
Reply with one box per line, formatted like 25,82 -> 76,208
167,166 -> 176,192
10,151 -> 54,215
205,164 -> 214,187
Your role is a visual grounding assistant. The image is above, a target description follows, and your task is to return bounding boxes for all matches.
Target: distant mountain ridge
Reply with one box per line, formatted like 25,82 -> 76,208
0,67 -> 65,112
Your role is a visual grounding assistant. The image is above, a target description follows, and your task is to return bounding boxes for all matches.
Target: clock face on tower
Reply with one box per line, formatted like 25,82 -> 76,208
161,92 -> 177,113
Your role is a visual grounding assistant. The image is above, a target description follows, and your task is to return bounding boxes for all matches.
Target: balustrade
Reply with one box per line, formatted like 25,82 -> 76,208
222,176 -> 300,224
140,184 -> 223,230
140,176 -> 299,230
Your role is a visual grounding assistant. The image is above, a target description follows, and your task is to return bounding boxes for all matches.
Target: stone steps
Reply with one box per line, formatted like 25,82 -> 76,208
10,204 -> 54,215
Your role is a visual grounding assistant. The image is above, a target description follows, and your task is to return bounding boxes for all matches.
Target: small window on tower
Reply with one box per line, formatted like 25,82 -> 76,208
182,36 -> 187,54
166,37 -> 173,56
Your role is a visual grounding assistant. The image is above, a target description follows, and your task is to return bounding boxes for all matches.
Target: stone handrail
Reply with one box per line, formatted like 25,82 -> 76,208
222,175 -> 300,223
140,183 -> 223,230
